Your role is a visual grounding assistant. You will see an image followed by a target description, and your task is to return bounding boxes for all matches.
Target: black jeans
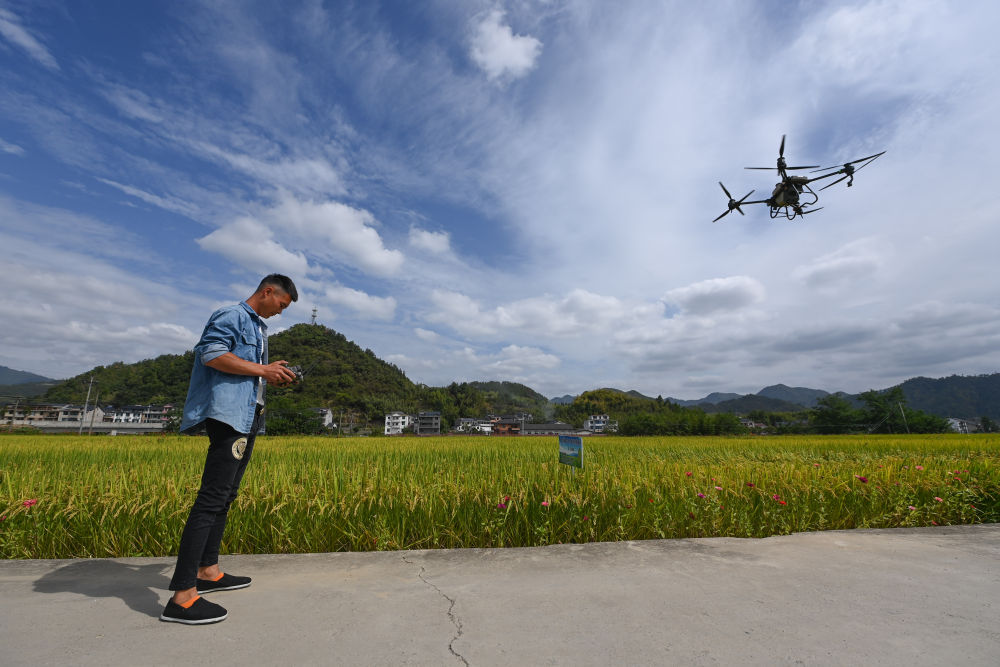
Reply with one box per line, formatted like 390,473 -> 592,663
168,407 -> 262,591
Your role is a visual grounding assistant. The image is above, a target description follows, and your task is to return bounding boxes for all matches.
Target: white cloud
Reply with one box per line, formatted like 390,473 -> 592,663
0,137 -> 24,155
192,141 -> 346,197
493,344 -> 560,372
664,277 -> 765,315
426,288 -> 630,340
0,202 -> 207,378
793,238 -> 885,289
324,285 -> 396,321
97,178 -> 202,219
414,327 -> 440,342
196,217 -> 310,277
469,10 -> 542,81
269,196 -> 404,277
409,227 -> 451,255
0,9 -> 59,70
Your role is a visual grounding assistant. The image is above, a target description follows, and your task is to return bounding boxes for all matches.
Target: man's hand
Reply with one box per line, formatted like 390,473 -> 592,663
262,360 -> 297,386
205,354 -> 298,386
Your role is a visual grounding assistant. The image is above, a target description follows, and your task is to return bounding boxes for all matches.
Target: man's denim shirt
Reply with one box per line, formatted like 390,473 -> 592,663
180,301 -> 267,435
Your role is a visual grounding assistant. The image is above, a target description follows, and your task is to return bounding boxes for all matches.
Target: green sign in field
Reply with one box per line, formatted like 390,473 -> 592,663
559,435 -> 583,468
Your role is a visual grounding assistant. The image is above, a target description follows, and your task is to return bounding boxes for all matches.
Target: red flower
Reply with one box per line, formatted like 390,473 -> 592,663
855,476 -> 868,483
778,500 -> 787,505
22,499 -> 37,508
497,502 -> 507,509
685,471 -> 693,477
746,483 -> 755,488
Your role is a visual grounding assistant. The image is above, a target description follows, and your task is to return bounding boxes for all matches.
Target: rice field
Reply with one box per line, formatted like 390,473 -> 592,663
1,434 -> 998,559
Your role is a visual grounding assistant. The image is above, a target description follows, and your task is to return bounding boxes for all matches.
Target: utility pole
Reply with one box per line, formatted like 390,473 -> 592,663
88,389 -> 100,435
79,376 -> 95,435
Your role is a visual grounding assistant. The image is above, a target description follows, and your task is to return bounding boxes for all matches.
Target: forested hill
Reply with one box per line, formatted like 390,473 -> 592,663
41,324 -> 420,414
0,366 -> 53,384
898,374 -> 1000,420
33,324 -> 550,424
42,352 -> 196,406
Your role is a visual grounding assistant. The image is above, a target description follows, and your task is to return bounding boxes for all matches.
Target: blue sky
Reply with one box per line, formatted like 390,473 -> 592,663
1,0 -> 998,400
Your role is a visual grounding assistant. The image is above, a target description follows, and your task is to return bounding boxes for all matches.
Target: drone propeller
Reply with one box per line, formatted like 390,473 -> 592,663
813,150 -> 886,190
810,151 -> 886,174
713,182 -> 754,222
745,135 -> 818,172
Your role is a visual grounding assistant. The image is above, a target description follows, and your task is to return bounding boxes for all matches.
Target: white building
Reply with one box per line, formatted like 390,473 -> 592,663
310,408 -> 336,429
385,411 -> 412,435
103,405 -> 172,424
583,414 -> 617,433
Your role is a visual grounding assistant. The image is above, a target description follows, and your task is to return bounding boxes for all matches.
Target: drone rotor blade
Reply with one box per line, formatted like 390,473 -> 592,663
737,190 -> 754,204
718,181 -> 733,199
712,210 -> 731,223
819,175 -> 850,191
745,167 -> 774,171
846,151 -> 886,167
812,150 -> 886,173
785,165 -> 820,170
779,134 -> 786,158
850,151 -> 886,172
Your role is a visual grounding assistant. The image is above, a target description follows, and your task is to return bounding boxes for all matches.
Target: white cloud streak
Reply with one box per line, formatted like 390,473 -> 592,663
0,8 -> 59,70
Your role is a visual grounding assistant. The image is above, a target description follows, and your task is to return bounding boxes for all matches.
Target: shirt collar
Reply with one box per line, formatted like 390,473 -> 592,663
240,300 -> 267,332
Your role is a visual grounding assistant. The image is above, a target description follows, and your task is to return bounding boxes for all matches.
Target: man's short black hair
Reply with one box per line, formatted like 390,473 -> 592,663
256,274 -> 299,302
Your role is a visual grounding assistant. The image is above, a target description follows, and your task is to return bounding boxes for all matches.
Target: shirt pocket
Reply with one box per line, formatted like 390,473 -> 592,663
235,330 -> 260,363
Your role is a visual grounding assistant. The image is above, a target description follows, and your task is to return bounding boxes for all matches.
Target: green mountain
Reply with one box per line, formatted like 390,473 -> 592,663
553,388 -> 744,435
267,323 -> 419,415
0,382 -> 59,398
37,324 -> 419,414
467,381 -> 551,417
896,374 -> 1000,420
42,352 -> 197,406
27,325 -> 549,431
0,366 -> 54,385
756,384 -> 830,408
698,395 -> 808,414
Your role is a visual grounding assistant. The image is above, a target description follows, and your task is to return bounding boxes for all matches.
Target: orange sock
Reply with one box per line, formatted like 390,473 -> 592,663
179,595 -> 201,609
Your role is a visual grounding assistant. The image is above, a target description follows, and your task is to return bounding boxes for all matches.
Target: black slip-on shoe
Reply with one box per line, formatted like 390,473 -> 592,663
160,596 -> 228,625
197,572 -> 252,593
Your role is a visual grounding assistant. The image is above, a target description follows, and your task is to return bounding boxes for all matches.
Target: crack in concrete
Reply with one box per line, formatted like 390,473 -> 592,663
403,556 -> 468,666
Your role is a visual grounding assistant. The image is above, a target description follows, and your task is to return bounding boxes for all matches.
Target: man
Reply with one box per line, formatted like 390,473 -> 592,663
161,274 -> 298,625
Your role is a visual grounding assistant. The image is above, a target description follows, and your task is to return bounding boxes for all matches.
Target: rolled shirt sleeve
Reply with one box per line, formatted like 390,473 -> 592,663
195,308 -> 241,364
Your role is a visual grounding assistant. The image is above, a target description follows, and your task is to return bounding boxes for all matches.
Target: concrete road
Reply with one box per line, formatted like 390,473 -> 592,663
2,524 -> 998,666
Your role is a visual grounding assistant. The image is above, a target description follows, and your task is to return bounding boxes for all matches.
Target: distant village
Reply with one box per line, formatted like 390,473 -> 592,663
1,402 -> 619,436
3,402 -> 983,436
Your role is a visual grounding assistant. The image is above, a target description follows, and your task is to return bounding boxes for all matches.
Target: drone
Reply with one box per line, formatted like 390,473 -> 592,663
713,135 -> 885,222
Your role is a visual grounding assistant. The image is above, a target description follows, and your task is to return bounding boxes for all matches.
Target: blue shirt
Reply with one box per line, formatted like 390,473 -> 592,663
180,301 -> 268,435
